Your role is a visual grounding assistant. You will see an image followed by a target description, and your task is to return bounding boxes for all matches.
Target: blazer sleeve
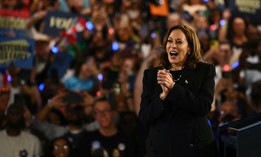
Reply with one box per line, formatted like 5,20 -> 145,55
138,69 -> 165,126
166,64 -> 216,116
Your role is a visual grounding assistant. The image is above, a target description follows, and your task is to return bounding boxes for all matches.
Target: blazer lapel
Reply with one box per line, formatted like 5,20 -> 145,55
178,68 -> 195,89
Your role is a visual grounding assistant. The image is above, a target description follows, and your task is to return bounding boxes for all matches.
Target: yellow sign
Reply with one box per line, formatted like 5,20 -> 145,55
236,0 -> 260,14
0,40 -> 31,63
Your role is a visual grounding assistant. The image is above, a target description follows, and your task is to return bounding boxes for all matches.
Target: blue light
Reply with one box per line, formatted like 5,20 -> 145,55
150,32 -> 156,38
220,19 -> 226,26
208,119 -> 212,127
112,42 -> 119,51
232,61 -> 239,69
38,83 -> 45,91
86,21 -> 94,31
97,73 -> 103,81
203,0 -> 209,2
7,75 -> 12,82
51,46 -> 59,54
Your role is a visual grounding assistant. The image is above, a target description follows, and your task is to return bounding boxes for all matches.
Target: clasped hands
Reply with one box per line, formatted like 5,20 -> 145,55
157,69 -> 175,100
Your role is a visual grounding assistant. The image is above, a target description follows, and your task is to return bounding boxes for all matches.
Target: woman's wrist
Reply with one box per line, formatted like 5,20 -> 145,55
160,93 -> 166,100
170,81 -> 175,89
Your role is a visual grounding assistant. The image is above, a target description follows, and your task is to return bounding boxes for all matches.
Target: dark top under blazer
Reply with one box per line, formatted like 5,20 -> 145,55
138,62 -> 216,157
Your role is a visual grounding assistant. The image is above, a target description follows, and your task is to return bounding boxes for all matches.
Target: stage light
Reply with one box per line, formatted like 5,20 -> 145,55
51,46 -> 59,54
220,19 -> 226,26
223,64 -> 230,71
232,61 -> 239,69
112,42 -> 119,51
86,21 -> 94,31
97,73 -> 103,81
7,75 -> 12,82
150,32 -> 156,38
38,83 -> 45,91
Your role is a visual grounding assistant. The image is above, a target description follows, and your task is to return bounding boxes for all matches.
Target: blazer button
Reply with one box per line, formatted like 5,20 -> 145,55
189,144 -> 194,147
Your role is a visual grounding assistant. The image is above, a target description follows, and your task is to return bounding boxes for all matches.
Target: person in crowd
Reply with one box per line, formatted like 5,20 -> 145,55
0,0 -> 23,9
217,100 -> 241,126
0,103 -> 42,157
0,88 -> 10,130
218,15 -> 249,71
221,16 -> 248,49
59,0 -> 91,15
101,52 -> 124,91
250,80 -> 261,113
27,0 -> 59,32
166,12 -> 182,29
204,40 -> 233,81
83,3 -> 115,67
133,48 -> 161,115
85,97 -> 136,157
117,111 -> 147,157
45,136 -> 74,157
119,0 -> 143,33
46,108 -> 67,126
238,39 -> 261,93
63,56 -> 100,93
246,24 -> 261,43
6,64 -> 42,115
112,56 -> 138,113
33,91 -> 98,157
138,25 -> 219,157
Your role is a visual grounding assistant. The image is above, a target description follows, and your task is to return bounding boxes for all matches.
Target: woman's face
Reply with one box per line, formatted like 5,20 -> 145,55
166,29 -> 190,67
52,139 -> 70,157
232,17 -> 246,35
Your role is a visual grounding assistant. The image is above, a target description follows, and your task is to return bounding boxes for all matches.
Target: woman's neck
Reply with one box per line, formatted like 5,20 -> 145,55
170,65 -> 184,71
234,35 -> 247,45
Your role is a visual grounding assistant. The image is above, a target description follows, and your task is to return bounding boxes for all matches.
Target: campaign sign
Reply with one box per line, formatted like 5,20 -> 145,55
0,9 -> 29,29
229,0 -> 261,24
43,10 -> 78,36
0,38 -> 35,69
0,9 -> 29,37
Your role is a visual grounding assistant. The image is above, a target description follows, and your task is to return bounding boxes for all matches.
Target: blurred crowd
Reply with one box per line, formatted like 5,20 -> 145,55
0,0 -> 261,157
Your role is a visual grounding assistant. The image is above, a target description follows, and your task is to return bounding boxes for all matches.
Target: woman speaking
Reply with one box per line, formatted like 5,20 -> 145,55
138,25 -> 219,157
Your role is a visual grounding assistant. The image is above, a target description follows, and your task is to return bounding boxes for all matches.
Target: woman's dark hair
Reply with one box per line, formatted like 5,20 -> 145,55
74,56 -> 93,77
46,136 -> 73,157
226,16 -> 249,41
160,25 -> 203,69
74,59 -> 86,77
48,108 -> 67,126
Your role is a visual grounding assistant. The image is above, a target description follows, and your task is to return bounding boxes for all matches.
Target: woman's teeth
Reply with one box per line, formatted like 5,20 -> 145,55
170,51 -> 178,56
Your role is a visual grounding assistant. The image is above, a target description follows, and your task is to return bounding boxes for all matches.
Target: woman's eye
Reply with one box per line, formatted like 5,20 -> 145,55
176,41 -> 182,45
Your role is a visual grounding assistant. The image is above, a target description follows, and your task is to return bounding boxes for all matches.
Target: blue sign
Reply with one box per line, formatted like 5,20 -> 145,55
0,38 -> 35,69
43,10 -> 79,36
229,0 -> 261,24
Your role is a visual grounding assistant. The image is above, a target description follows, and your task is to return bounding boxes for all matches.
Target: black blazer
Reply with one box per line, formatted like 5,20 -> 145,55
138,62 -> 216,157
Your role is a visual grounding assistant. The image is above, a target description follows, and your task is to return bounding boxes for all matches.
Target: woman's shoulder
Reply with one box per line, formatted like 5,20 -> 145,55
194,62 -> 216,75
144,66 -> 162,73
196,62 -> 215,70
